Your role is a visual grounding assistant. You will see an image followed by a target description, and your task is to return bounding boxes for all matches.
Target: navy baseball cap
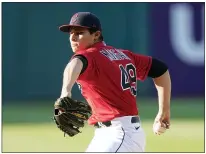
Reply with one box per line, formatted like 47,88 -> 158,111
59,12 -> 102,32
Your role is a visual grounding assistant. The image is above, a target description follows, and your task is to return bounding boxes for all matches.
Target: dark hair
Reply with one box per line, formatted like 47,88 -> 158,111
88,28 -> 104,41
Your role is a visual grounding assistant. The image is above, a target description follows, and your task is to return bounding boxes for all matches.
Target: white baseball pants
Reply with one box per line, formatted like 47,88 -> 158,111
85,116 -> 146,152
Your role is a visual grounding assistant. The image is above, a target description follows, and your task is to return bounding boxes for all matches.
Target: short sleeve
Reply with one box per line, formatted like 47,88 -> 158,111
71,51 -> 96,81
131,53 -> 152,81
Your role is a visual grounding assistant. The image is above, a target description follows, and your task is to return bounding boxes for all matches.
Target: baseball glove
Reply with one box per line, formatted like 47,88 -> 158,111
53,97 -> 91,137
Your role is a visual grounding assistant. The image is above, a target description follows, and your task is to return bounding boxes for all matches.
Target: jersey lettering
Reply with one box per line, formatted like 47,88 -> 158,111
100,49 -> 131,61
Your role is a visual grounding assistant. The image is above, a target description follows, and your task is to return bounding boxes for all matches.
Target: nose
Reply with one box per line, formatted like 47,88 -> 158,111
70,33 -> 77,42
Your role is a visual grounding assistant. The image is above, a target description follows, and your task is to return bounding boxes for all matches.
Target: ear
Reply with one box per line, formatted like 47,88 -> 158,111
94,31 -> 101,39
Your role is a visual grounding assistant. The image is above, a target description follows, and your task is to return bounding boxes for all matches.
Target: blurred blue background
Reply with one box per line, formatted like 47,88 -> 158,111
2,2 -> 204,102
2,2 -> 205,152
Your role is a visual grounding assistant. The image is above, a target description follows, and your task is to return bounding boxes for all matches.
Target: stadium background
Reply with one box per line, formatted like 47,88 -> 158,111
2,2 -> 205,152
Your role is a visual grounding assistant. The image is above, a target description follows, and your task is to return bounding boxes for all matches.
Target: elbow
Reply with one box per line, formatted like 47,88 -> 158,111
153,70 -> 171,89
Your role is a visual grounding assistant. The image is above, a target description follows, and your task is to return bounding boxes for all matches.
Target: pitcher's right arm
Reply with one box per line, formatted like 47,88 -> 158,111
131,52 -> 171,132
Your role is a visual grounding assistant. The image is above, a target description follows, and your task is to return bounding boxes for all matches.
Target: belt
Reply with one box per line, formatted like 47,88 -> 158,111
94,116 -> 140,128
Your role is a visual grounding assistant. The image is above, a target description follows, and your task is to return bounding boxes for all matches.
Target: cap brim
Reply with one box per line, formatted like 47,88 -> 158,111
59,24 -> 90,32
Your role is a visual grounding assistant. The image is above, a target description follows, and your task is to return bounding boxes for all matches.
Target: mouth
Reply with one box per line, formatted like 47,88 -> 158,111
71,44 -> 78,47
71,44 -> 79,52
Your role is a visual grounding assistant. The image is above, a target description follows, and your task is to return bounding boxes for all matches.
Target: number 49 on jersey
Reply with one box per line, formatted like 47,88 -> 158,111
119,63 -> 137,96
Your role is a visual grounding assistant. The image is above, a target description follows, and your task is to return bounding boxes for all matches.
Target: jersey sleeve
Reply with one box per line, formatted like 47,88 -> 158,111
130,52 -> 152,81
73,55 -> 88,74
70,51 -> 96,80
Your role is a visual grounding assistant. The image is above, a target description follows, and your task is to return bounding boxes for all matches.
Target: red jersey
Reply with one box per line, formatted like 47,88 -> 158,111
73,42 -> 152,125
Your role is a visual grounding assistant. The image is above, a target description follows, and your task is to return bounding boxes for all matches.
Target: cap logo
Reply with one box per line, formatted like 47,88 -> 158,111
71,13 -> 78,23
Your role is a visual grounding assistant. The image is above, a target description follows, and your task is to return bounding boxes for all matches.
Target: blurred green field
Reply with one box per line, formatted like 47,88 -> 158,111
2,98 -> 205,152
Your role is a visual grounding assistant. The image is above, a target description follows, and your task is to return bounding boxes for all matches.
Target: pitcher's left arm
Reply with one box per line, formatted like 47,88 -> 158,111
60,57 -> 83,98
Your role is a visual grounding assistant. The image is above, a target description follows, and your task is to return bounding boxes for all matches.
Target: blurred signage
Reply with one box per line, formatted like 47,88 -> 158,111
150,2 -> 205,96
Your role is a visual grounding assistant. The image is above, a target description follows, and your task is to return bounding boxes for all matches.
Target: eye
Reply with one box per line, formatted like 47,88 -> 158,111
76,32 -> 84,35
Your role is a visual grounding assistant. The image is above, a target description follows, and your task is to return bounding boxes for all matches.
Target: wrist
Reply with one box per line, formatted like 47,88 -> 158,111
60,91 -> 72,98
158,110 -> 170,117
158,106 -> 170,114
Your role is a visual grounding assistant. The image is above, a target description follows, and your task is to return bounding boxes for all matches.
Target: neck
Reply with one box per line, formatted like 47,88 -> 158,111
94,40 -> 101,44
88,40 -> 101,48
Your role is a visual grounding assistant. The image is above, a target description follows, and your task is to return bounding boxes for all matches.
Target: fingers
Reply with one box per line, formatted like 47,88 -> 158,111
153,117 -> 170,135
164,122 -> 170,129
154,128 -> 166,135
155,114 -> 170,129
153,122 -> 167,135
162,119 -> 170,129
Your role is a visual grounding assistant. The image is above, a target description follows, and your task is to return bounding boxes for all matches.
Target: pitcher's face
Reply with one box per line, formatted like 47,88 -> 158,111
69,27 -> 96,53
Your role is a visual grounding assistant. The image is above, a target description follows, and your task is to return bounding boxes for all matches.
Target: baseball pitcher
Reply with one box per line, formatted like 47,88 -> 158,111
53,12 -> 171,152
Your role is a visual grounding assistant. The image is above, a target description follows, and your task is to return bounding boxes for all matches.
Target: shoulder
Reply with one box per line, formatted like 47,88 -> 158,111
74,48 -> 97,58
67,57 -> 83,69
123,50 -> 152,58
70,49 -> 96,75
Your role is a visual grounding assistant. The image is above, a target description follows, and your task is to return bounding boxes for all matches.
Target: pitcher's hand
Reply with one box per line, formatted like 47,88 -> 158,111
153,110 -> 170,135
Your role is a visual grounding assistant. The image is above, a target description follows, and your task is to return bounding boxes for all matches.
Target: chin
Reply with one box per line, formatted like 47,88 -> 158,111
71,47 -> 78,53
72,48 -> 76,52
